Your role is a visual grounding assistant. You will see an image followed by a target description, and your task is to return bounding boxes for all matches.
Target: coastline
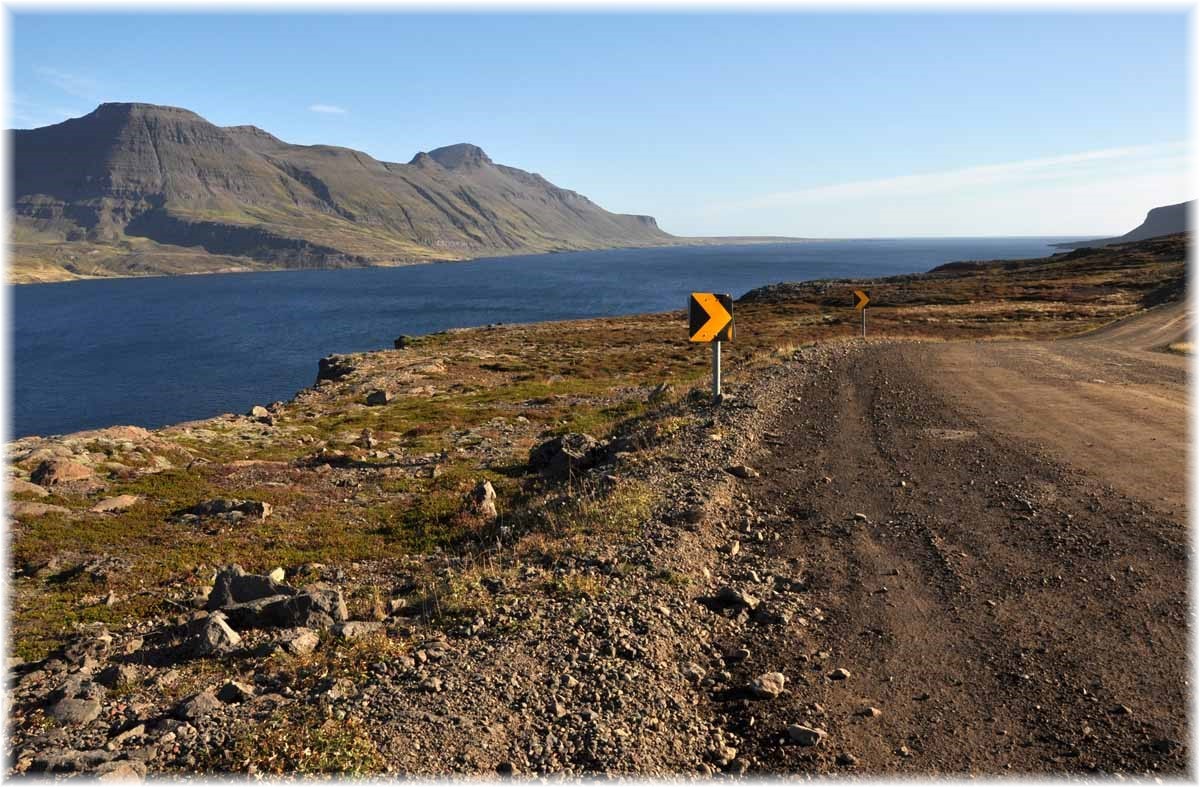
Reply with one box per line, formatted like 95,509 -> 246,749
4,234 -> 1186,776
7,235 -> 816,286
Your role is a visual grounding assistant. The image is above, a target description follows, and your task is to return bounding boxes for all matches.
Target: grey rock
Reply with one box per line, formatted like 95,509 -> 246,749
190,499 -> 272,521
278,627 -> 320,656
466,480 -> 498,522
216,680 -> 255,703
10,477 -> 49,498
49,697 -> 102,725
316,355 -> 355,382
260,585 -> 348,629
188,611 -> 242,657
528,433 -> 601,477
95,664 -> 139,689
176,690 -> 221,721
104,723 -> 146,751
787,724 -> 827,746
750,672 -> 786,699
11,501 -> 71,517
332,621 -> 384,641
96,759 -> 148,780
207,564 -> 296,610
725,464 -> 760,479
714,586 -> 760,609
31,458 -> 94,487
90,495 -> 141,513
366,389 -> 392,406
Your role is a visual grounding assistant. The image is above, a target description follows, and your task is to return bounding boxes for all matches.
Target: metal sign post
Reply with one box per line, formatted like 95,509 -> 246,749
712,340 -> 722,401
854,289 -> 871,339
689,292 -> 734,405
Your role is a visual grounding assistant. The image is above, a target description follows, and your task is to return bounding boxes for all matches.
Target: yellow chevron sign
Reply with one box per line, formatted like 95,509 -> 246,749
689,292 -> 733,342
854,289 -> 871,311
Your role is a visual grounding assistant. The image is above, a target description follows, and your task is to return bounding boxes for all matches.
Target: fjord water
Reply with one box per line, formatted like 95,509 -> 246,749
14,238 -> 1078,438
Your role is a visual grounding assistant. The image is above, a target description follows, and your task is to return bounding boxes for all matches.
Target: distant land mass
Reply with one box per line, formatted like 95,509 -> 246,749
1053,200 -> 1192,250
9,102 -> 801,284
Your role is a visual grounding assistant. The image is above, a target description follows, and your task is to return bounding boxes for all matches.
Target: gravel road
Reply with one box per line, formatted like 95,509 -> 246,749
718,306 -> 1189,774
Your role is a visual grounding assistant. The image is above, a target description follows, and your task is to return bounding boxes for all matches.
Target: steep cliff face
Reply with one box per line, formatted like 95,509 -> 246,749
1053,201 -> 1192,249
11,103 -> 673,279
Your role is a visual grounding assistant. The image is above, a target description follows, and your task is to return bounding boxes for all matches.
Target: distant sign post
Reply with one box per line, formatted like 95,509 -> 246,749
690,292 -> 733,403
854,289 -> 871,338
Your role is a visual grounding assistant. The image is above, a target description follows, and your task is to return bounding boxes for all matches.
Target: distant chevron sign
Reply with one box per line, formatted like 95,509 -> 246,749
689,293 -> 733,342
854,289 -> 871,311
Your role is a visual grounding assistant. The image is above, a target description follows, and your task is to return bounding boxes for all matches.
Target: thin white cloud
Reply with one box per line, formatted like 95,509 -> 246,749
308,104 -> 347,115
35,66 -> 101,101
9,96 -> 83,128
709,141 -> 1188,214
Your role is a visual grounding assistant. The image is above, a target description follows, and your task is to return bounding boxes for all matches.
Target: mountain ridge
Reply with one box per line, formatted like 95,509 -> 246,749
10,102 -> 687,282
1052,200 -> 1192,249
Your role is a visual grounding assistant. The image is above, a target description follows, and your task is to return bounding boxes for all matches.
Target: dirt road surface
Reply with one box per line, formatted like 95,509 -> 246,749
928,301 -> 1188,515
716,304 -> 1189,775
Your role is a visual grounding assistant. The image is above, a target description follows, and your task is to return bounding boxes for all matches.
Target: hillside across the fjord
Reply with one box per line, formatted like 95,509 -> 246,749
12,103 -> 796,284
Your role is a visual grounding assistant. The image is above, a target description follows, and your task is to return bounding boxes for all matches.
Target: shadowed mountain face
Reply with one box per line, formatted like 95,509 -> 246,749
10,102 -> 671,280
1054,201 -> 1192,249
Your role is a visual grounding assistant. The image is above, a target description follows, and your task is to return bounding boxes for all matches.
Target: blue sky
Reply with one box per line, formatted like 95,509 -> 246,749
10,12 -> 1190,237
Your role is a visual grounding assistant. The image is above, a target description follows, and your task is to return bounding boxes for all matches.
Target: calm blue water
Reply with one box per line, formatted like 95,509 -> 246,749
13,238 -> 1079,437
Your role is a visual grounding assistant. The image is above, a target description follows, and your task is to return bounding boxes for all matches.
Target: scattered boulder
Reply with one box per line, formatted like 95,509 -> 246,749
95,760 -> 147,780
48,697 -> 102,725
750,672 -> 787,699
188,612 -> 242,657
714,586 -> 760,609
332,621 -> 384,641
466,480 -> 498,522
9,478 -> 49,498
90,495 -> 141,514
247,405 -> 270,419
829,667 -> 851,681
63,625 -> 113,666
725,464 -> 760,479
216,680 -> 255,704
10,501 -> 70,518
393,335 -> 412,349
316,355 -> 355,383
95,664 -> 139,689
207,565 -> 296,610
261,585 -> 348,629
787,724 -> 827,746
648,382 -> 674,403
366,389 -> 392,406
176,690 -> 221,721
188,499 -> 272,521
528,433 -> 602,477
278,628 -> 320,656
31,458 -> 94,487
